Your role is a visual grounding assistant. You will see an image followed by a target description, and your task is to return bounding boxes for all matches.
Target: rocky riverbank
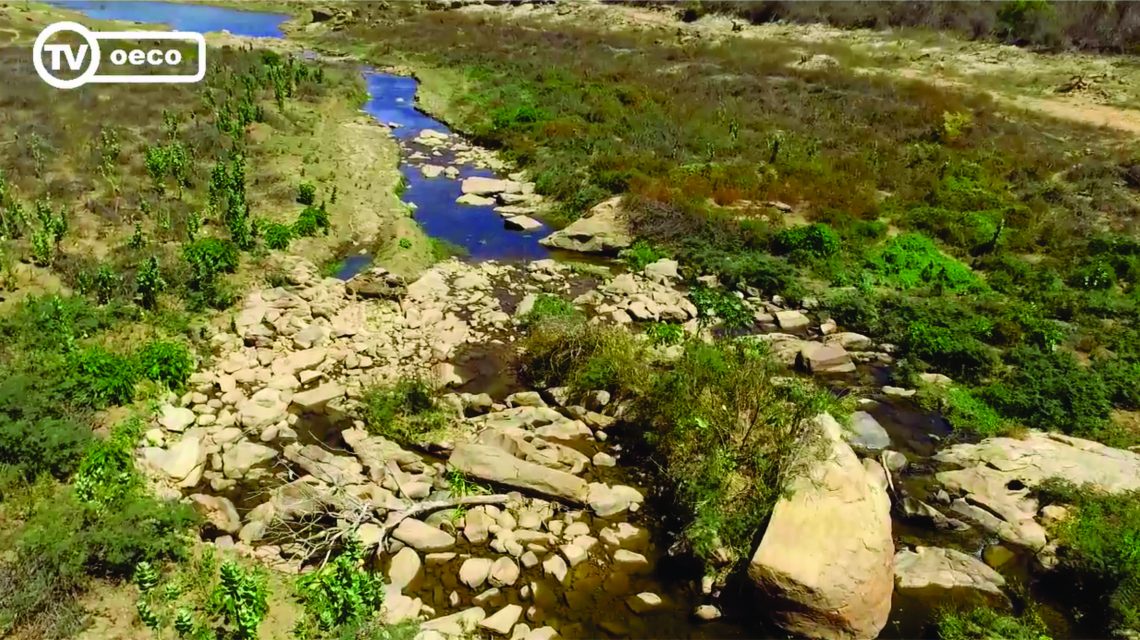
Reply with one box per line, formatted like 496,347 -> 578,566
134,121 -> 1140,640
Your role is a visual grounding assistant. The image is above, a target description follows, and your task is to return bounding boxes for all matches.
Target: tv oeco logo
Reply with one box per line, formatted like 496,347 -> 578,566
33,21 -> 205,90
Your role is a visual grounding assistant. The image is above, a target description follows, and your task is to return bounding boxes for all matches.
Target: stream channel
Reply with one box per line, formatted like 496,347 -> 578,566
57,3 -> 1086,638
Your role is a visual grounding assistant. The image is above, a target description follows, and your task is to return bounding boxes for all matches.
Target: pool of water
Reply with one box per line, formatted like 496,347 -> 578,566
53,1 -> 288,37
361,72 -> 552,262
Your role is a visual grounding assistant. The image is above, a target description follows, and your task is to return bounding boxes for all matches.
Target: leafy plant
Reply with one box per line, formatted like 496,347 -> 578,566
295,537 -> 383,633
65,345 -> 139,408
136,256 -> 167,310
75,419 -> 143,508
136,340 -> 193,390
361,378 -> 450,445
520,294 -> 580,327
262,222 -> 293,251
645,322 -> 685,346
297,182 -> 317,205
294,202 -> 331,237
689,285 -> 752,330
773,223 -> 841,263
398,237 -> 412,250
208,561 -> 269,640
620,239 -> 667,270
935,606 -> 1051,640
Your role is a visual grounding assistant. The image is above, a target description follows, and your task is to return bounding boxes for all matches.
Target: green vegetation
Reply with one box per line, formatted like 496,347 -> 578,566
136,339 -> 194,391
361,378 -> 452,445
297,181 -> 317,206
1038,481 -> 1140,633
645,321 -> 685,346
331,7 -> 1140,446
519,293 -> 581,327
519,313 -> 842,571
620,239 -> 667,270
935,606 -> 1052,640
294,537 -> 384,637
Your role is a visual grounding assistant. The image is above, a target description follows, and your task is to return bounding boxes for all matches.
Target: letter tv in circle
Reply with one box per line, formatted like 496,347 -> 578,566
33,21 -> 206,89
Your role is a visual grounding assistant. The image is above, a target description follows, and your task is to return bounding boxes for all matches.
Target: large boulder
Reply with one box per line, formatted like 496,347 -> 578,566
448,443 -> 588,504
934,432 -> 1140,550
748,413 -> 894,639
539,196 -> 632,254
461,176 -> 521,196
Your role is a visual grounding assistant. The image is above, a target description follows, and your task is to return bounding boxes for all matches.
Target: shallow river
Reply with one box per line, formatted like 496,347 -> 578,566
56,2 -> 1083,638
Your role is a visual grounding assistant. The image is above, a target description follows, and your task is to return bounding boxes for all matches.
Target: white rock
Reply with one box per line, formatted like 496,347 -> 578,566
387,547 -> 422,592
158,405 -> 196,432
479,604 -> 523,636
460,558 -> 494,589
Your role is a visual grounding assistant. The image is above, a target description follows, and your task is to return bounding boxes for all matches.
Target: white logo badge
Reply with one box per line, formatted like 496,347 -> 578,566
33,21 -> 206,90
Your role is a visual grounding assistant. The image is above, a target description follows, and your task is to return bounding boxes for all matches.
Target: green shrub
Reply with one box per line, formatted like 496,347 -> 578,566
398,237 -> 412,250
262,222 -> 294,251
295,537 -> 383,634
519,318 -> 649,398
935,606 -> 1052,640
74,419 -> 143,508
919,385 -> 1011,438
65,345 -> 139,408
208,561 -> 269,640
294,202 -> 331,237
297,181 -> 317,205
184,237 -> 239,288
773,223 -> 841,263
645,322 -> 685,346
136,340 -> 194,390
689,285 -> 752,330
0,375 -> 91,482
867,233 -> 986,294
1037,481 -> 1140,633
79,263 -> 122,305
361,379 -> 451,445
902,321 -> 998,381
620,239 -> 667,270
980,346 -> 1112,439
0,487 -> 196,637
135,256 -> 167,310
520,294 -> 581,327
635,340 -> 840,568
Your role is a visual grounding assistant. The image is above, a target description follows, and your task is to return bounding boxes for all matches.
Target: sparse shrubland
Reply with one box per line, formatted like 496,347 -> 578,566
935,605 -> 1052,640
332,8 -> 1140,446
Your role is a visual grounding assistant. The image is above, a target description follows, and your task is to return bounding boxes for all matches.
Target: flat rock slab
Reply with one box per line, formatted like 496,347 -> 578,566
505,215 -> 543,231
291,382 -> 345,411
393,518 -> 457,553
461,176 -> 521,195
449,443 -> 588,504
894,546 -> 1006,599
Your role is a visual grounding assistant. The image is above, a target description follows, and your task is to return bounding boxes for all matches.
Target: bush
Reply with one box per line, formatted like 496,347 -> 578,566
902,321 -> 998,381
619,239 -> 667,270
208,561 -> 270,640
645,322 -> 685,346
0,487 -> 196,637
184,237 -> 239,287
1037,481 -> 1140,633
297,181 -> 317,205
262,221 -> 294,251
635,340 -> 841,568
65,345 -> 139,408
689,285 -> 753,330
135,256 -> 167,310
518,318 -> 649,398
772,223 -> 841,263
0,375 -> 91,482
919,384 -> 1011,438
980,346 -> 1112,439
867,233 -> 986,294
74,419 -> 143,508
520,294 -> 581,327
294,202 -> 330,237
295,537 -> 383,634
135,339 -> 193,390
361,379 -> 451,445
935,606 -> 1052,640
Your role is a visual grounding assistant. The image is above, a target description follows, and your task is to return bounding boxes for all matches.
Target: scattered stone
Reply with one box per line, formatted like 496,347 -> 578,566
189,494 -> 241,534
462,177 -> 521,196
479,604 -> 524,636
824,332 -> 873,351
458,193 -> 496,207
505,216 -> 543,232
506,391 -> 547,408
393,519 -> 456,553
612,549 -> 650,574
421,164 -> 445,178
449,444 -> 588,504
346,268 -> 407,300
775,310 -> 809,331
460,558 -> 494,589
489,557 -> 521,587
291,382 -> 345,411
846,411 -> 891,452
143,437 -> 203,486
644,258 -> 680,283
587,483 -> 644,517
693,605 -> 722,622
542,554 -> 568,583
387,547 -> 422,592
626,592 -> 666,614
798,342 -> 856,375
158,405 -> 196,432
540,196 -> 631,254
592,452 -> 616,467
